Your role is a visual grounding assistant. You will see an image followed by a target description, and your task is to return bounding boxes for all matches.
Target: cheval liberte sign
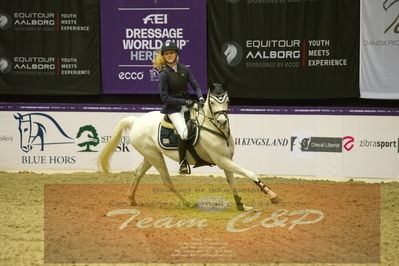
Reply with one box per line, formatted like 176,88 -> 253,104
1,103 -> 399,179
100,0 -> 207,94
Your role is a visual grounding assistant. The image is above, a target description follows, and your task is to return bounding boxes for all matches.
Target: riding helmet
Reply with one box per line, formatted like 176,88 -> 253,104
160,41 -> 179,55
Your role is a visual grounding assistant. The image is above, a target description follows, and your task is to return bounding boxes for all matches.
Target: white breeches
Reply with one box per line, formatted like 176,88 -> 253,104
169,106 -> 189,140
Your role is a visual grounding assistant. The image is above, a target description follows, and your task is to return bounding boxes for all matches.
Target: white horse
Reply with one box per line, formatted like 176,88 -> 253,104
98,87 -> 279,211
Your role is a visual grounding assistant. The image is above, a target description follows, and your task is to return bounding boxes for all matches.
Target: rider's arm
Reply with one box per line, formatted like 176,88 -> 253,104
159,71 -> 186,106
187,68 -> 204,100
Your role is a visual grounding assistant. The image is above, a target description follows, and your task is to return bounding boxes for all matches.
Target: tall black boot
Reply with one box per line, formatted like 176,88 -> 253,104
177,137 -> 190,174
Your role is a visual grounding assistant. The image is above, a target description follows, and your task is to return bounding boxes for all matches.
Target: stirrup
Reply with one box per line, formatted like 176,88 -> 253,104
179,160 -> 191,175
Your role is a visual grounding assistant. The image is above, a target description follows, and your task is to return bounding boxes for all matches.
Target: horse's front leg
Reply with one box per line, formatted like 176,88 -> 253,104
224,170 -> 253,211
216,158 -> 280,204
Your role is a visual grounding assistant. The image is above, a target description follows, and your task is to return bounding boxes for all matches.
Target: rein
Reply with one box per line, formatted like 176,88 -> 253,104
200,124 -> 229,142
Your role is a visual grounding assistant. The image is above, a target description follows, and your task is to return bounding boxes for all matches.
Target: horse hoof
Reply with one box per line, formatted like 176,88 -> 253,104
243,205 -> 254,211
236,204 -> 253,211
129,200 -> 137,206
236,204 -> 245,211
270,196 -> 280,204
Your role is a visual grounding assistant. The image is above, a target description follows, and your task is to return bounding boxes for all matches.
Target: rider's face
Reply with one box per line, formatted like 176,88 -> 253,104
163,50 -> 177,65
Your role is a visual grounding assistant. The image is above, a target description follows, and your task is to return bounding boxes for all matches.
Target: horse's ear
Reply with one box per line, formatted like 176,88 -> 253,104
209,82 -> 227,96
14,113 -> 22,120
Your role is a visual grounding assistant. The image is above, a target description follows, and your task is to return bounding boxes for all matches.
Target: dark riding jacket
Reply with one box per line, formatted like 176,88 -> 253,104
159,63 -> 203,114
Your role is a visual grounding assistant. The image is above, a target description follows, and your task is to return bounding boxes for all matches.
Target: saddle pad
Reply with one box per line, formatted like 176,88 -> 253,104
158,124 -> 199,150
160,116 -> 174,129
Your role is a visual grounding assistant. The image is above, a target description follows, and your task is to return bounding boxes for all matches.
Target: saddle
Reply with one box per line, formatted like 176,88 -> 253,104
158,114 -> 199,150
158,111 -> 214,168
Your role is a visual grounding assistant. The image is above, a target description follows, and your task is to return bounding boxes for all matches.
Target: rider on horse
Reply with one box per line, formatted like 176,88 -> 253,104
153,41 -> 205,175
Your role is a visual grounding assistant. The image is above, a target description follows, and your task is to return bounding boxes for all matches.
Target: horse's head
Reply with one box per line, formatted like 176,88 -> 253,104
14,113 -> 33,152
206,83 -> 230,129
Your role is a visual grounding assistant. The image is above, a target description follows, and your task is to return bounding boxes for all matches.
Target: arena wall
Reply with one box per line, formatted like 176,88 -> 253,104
1,103 -> 399,180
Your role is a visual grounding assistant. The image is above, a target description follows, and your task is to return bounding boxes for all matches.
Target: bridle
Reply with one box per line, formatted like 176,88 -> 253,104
196,91 -> 231,146
208,92 -> 229,122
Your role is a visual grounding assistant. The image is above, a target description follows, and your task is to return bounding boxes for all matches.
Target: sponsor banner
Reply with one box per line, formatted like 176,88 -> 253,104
100,0 -> 207,94
0,0 -> 100,95
231,114 -> 399,178
208,0 -> 359,99
0,110 -> 150,171
1,103 -> 399,179
360,0 -> 399,99
45,183 -> 380,263
290,137 -> 343,153
4,102 -> 399,116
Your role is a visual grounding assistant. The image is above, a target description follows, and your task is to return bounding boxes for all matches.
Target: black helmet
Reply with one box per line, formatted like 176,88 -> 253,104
160,41 -> 179,55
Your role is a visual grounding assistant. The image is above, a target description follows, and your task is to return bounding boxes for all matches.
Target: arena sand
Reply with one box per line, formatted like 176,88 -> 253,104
0,171 -> 398,265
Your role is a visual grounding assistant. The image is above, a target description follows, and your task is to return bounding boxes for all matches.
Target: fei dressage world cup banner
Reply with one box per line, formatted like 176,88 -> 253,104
360,0 -> 399,99
100,0 -> 207,94
0,0 -> 100,95
208,0 -> 359,99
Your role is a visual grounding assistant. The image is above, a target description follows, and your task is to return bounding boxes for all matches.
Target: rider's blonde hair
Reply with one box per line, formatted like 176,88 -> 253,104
152,50 -> 179,71
152,50 -> 166,71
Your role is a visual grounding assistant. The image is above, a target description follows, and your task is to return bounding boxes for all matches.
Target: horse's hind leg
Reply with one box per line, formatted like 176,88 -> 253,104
148,153 -> 191,208
127,159 -> 151,206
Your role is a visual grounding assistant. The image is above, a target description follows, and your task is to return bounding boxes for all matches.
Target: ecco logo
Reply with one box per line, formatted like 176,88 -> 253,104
143,14 -> 168,25
118,72 -> 144,80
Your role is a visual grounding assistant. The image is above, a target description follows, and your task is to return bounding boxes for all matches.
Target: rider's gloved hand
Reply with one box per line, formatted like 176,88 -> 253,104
185,99 -> 195,108
198,97 -> 205,108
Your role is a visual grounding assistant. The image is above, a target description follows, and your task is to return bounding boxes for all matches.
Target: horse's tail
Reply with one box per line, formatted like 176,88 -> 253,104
98,116 -> 136,173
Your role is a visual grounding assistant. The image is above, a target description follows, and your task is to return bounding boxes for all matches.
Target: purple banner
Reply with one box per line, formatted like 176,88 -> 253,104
3,102 -> 399,116
100,0 -> 207,94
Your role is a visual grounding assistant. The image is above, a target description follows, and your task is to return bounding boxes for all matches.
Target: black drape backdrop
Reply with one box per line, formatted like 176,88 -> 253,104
208,0 -> 359,99
0,0 -> 100,95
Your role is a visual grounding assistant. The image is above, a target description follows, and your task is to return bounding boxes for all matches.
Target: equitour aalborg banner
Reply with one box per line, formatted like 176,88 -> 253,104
0,0 -> 100,95
360,0 -> 399,99
208,0 -> 359,99
100,0 -> 207,94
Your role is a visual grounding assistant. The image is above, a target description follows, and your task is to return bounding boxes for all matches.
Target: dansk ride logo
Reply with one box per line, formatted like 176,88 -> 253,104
383,0 -> 399,34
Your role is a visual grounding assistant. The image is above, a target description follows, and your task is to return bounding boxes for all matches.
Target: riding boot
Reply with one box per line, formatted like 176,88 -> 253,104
177,137 -> 190,174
